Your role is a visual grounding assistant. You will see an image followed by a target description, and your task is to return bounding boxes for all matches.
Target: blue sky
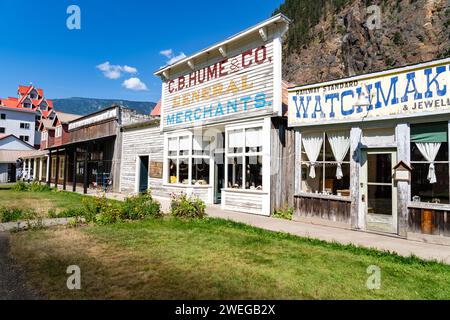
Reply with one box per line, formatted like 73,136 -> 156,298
0,0 -> 283,103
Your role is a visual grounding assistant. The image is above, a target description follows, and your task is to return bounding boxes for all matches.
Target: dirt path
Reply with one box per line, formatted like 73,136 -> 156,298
0,232 -> 40,300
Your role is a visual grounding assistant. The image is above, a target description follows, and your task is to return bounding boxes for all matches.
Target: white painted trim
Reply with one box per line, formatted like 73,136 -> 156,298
154,13 -> 291,75
272,35 -> 282,116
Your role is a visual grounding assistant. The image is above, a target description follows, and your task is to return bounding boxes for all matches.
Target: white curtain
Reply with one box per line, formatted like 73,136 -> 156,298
327,131 -> 350,180
168,138 -> 177,151
416,142 -> 441,184
179,136 -> 190,151
245,127 -> 262,148
302,133 -> 323,179
229,130 -> 243,148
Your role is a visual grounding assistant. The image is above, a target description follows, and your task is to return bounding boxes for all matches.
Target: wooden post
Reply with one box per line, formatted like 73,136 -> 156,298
47,151 -> 52,186
55,150 -> 60,189
350,127 -> 362,230
63,149 -> 68,190
73,148 -> 77,192
83,143 -> 89,194
396,123 -> 410,237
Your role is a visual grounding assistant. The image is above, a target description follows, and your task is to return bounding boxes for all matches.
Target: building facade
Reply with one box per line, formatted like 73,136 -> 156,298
288,58 -> 450,244
154,14 -> 292,215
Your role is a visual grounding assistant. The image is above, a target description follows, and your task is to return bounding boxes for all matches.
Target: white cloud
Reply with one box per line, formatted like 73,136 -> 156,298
159,49 -> 173,58
122,77 -> 148,91
96,61 -> 138,79
159,49 -> 186,65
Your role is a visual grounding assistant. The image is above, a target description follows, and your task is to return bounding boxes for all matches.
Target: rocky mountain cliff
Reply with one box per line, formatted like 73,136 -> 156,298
275,0 -> 450,86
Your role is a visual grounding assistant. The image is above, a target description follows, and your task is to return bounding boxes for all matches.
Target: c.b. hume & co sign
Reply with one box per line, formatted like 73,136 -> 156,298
161,41 -> 275,130
288,58 -> 450,127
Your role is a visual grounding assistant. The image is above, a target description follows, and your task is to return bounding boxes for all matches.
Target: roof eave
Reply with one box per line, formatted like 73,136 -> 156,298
154,13 -> 291,76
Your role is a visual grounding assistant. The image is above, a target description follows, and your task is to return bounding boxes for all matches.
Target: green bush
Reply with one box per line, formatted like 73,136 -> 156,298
80,196 -> 123,225
122,191 -> 161,220
170,193 -> 206,219
12,181 -> 29,192
0,207 -> 23,222
48,207 -> 84,219
30,181 -> 52,192
273,207 -> 294,220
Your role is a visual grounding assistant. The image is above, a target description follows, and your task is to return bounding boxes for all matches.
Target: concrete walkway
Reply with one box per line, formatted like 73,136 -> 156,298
58,187 -> 450,264
0,218 -> 73,232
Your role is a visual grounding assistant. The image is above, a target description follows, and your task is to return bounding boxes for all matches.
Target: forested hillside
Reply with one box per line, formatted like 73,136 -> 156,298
274,0 -> 450,85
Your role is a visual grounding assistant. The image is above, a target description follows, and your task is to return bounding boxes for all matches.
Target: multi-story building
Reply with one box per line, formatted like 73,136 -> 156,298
0,84 -> 56,148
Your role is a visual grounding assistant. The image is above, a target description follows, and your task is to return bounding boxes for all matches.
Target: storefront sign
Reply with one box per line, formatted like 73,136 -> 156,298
162,42 -> 275,130
149,161 -> 163,179
288,59 -> 450,126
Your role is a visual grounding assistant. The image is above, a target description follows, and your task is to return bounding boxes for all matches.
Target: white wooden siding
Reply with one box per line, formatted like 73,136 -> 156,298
120,126 -> 164,195
161,37 -> 275,131
222,189 -> 269,216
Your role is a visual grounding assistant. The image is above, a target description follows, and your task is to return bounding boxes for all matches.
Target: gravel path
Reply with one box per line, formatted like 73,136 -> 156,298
0,232 -> 40,300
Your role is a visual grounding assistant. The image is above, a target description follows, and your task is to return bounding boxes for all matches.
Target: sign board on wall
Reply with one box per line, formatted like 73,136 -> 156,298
288,58 -> 450,127
149,161 -> 163,179
161,41 -> 275,131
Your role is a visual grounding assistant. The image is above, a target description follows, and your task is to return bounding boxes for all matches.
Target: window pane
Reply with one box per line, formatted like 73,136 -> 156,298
179,158 -> 189,184
245,127 -> 263,153
411,142 -> 448,162
168,138 -> 177,157
368,185 -> 392,215
324,163 -> 350,196
301,163 -> 324,193
180,136 -> 190,156
367,153 -> 392,183
228,129 -> 243,153
193,135 -> 211,156
168,159 -> 177,184
245,156 -> 263,190
411,163 -> 449,204
192,158 -> 210,185
227,156 -> 243,189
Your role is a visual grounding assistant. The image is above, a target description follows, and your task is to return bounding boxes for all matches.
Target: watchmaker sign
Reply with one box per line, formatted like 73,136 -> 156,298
288,58 -> 450,127
162,41 -> 275,130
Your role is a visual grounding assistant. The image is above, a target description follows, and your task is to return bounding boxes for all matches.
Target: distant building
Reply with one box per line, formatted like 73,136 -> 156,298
0,134 -> 35,183
0,84 -> 56,148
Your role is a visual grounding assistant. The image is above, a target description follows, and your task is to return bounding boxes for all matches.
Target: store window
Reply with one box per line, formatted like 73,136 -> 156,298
410,122 -> 449,204
226,126 -> 263,190
300,131 -> 351,196
167,133 -> 212,185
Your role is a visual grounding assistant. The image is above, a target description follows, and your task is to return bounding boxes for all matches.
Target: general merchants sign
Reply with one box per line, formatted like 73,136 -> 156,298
288,58 -> 450,127
162,41 -> 275,130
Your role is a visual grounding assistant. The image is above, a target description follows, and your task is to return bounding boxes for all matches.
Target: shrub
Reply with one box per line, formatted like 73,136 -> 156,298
95,205 -> 122,225
48,207 -> 84,219
0,207 -> 24,222
12,181 -> 29,192
30,181 -> 52,192
170,193 -> 206,219
273,207 -> 294,220
122,191 -> 161,220
81,196 -> 108,223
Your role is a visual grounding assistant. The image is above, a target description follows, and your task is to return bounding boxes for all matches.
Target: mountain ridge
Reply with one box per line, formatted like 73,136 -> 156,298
51,97 -> 157,116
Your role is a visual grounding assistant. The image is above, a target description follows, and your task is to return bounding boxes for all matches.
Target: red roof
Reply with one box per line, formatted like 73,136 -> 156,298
0,85 -> 53,118
151,100 -> 161,116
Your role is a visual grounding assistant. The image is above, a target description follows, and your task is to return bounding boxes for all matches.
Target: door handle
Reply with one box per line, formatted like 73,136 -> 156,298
362,194 -> 365,202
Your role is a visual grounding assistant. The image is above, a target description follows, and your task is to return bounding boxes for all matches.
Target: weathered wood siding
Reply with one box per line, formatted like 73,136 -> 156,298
120,126 -> 164,195
270,117 -> 295,213
161,34 -> 277,132
70,120 -> 117,144
223,190 -> 268,215
408,208 -> 450,237
294,195 -> 351,224
160,185 -> 211,203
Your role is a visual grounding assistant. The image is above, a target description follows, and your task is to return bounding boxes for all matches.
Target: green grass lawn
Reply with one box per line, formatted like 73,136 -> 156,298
10,218 -> 450,300
0,185 -> 88,215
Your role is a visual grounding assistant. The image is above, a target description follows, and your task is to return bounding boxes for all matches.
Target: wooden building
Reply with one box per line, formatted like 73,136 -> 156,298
153,14 -> 294,216
288,57 -> 450,245
46,106 -> 152,193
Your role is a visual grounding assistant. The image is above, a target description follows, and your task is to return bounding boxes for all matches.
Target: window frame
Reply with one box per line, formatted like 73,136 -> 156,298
225,123 -> 264,191
0,113 -> 6,120
0,127 -> 5,134
300,131 -> 351,196
55,125 -> 63,138
410,123 -> 450,204
20,122 -> 31,130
